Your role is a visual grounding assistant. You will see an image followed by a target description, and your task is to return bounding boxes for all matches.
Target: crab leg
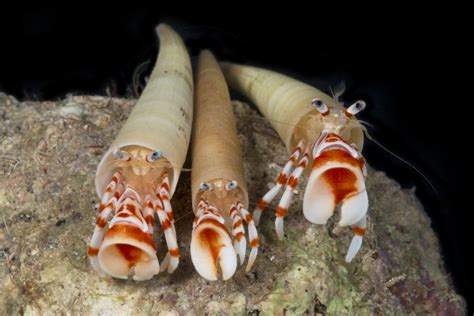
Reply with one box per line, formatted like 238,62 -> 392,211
158,175 -> 176,239
274,147 -> 311,240
254,140 -> 306,225
155,176 -> 180,273
229,204 -> 246,265
236,202 -> 259,271
88,172 -> 123,275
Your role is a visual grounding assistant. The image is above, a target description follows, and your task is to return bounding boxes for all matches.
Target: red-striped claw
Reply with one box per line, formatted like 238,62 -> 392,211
191,201 -> 237,281
304,132 -> 368,261
88,171 -> 179,280
191,198 -> 259,281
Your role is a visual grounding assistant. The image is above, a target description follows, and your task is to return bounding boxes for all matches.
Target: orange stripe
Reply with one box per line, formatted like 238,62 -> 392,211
96,216 -> 107,228
275,206 -> 287,217
161,181 -> 170,192
234,232 -> 244,241
353,227 -> 366,236
233,219 -> 243,229
197,218 -> 231,238
298,158 -> 308,168
277,173 -> 287,185
106,224 -> 156,249
126,204 -> 136,212
98,203 -> 105,213
166,211 -> 174,221
250,238 -> 260,247
256,199 -> 268,211
287,176 -> 298,188
170,248 -> 180,257
312,148 -> 359,169
88,247 -> 99,256
146,215 -> 154,225
162,219 -> 171,230
245,213 -> 252,223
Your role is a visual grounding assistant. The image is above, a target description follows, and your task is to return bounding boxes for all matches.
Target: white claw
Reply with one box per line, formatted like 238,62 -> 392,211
303,170 -> 335,224
97,224 -> 159,280
133,258 -> 160,281
339,190 -> 368,227
190,222 -> 237,281
219,246 -> 238,281
275,217 -> 285,240
345,235 -> 363,263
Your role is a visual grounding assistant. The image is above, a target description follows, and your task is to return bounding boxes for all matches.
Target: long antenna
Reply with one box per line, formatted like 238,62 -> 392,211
363,128 -> 438,195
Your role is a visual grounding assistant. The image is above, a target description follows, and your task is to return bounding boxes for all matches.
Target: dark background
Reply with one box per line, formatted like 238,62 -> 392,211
2,8 -> 470,311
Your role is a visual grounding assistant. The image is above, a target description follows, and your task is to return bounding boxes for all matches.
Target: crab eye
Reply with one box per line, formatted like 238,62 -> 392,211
345,101 -> 366,117
147,149 -> 161,162
311,98 -> 329,115
112,147 -> 130,161
225,180 -> 238,191
199,182 -> 213,191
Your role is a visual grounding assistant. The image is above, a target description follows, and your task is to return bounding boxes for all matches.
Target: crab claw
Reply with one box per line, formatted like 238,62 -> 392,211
303,149 -> 367,227
339,190 -> 368,227
97,224 -> 159,281
191,219 -> 237,281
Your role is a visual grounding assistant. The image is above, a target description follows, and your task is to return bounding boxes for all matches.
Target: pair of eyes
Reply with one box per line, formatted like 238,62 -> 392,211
200,180 -> 238,192
113,149 -> 162,162
311,98 -> 366,117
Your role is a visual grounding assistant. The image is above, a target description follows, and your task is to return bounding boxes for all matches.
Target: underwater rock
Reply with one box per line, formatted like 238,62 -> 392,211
0,93 -> 465,314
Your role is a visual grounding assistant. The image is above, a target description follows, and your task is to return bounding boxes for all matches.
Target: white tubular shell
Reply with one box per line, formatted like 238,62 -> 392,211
95,24 -> 193,198
220,63 -> 334,151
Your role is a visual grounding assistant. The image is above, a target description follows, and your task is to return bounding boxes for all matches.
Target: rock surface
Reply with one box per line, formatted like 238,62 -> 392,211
0,94 -> 465,314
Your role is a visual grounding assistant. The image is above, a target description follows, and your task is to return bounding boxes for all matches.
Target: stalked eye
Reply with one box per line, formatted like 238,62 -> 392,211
199,182 -> 213,191
147,149 -> 161,162
311,98 -> 329,115
112,147 -> 130,161
345,101 -> 366,117
225,180 -> 238,191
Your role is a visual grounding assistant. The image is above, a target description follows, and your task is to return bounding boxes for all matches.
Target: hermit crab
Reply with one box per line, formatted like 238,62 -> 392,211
190,51 -> 259,280
87,24 -> 193,280
221,63 -> 368,262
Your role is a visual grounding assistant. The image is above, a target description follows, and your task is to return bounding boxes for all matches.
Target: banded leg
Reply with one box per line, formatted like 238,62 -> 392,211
229,204 -> 246,265
88,172 -> 123,274
237,202 -> 259,271
143,196 -> 156,235
158,175 -> 176,239
253,140 -> 306,225
275,148 -> 311,240
345,216 -> 366,262
156,176 -> 179,273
